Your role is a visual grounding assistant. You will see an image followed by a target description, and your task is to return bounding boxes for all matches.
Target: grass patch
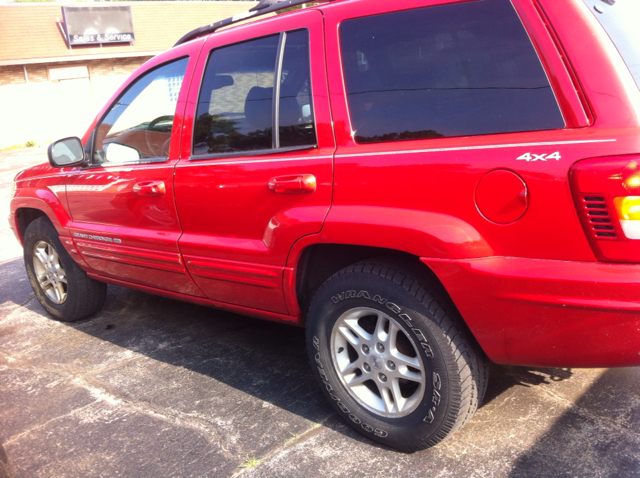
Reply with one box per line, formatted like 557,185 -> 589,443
239,455 -> 262,469
0,141 -> 38,152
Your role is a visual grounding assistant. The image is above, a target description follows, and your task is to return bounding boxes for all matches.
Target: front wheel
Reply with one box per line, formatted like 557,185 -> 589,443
306,261 -> 488,452
24,217 -> 107,322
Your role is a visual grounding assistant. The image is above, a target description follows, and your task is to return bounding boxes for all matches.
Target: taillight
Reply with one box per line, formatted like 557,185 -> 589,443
570,156 -> 640,262
614,196 -> 640,239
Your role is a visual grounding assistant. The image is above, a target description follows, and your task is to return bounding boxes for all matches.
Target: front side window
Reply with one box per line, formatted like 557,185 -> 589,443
94,58 -> 189,165
340,0 -> 565,144
193,30 -> 316,156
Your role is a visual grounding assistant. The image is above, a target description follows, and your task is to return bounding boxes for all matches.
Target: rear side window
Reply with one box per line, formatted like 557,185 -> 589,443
340,0 -> 564,144
193,30 -> 316,156
583,0 -> 640,90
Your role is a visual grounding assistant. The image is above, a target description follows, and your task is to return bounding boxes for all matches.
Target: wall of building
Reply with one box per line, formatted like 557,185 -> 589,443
0,57 -> 150,148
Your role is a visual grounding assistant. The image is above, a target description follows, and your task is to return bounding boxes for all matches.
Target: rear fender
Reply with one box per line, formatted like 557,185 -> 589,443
287,205 -> 493,268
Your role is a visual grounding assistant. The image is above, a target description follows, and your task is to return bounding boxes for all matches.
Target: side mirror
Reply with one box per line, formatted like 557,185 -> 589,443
48,137 -> 85,167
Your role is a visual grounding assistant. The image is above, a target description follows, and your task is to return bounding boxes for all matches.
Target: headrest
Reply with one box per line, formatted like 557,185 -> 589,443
244,86 -> 273,130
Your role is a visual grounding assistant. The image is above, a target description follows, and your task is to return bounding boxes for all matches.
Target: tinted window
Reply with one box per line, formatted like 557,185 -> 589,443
194,30 -> 316,156
279,30 -> 316,148
340,0 -> 564,144
95,58 -> 188,164
583,0 -> 640,89
194,35 -> 279,155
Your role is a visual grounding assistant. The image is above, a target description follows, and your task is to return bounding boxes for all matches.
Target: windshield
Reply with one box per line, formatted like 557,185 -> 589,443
582,0 -> 640,89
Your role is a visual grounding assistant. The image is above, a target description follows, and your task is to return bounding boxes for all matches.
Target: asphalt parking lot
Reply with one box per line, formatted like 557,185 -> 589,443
1,147 -> 639,478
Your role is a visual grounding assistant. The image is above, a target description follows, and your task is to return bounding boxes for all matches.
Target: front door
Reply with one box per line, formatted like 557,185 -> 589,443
65,53 -> 204,297
174,11 -> 334,314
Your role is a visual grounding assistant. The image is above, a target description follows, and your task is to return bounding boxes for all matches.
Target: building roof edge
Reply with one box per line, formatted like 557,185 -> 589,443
0,51 -> 163,67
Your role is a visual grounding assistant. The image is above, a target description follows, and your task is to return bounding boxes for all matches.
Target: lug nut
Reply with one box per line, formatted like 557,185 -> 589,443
378,373 -> 387,382
363,363 -> 371,372
362,344 -> 370,354
376,343 -> 385,353
387,360 -> 396,370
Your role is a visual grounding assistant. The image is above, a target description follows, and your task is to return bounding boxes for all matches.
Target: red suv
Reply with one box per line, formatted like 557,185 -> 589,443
9,0 -> 640,452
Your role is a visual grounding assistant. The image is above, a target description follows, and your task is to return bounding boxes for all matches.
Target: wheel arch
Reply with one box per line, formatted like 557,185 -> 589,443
14,207 -> 52,244
293,243 -> 486,359
12,195 -> 71,244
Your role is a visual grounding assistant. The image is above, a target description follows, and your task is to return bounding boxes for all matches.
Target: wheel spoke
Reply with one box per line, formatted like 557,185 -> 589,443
50,247 -> 59,264
390,379 -> 407,412
374,313 -> 389,343
342,318 -> 372,342
337,325 -> 360,346
390,349 -> 421,370
34,248 -> 48,266
389,324 -> 422,369
346,372 -> 370,387
341,357 -> 362,375
380,385 -> 396,413
397,366 -> 422,382
53,282 -> 66,302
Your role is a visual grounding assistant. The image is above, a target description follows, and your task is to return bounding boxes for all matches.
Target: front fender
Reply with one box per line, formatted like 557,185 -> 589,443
10,194 -> 72,241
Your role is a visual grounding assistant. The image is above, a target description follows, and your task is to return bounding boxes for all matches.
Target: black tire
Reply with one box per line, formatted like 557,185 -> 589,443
306,261 -> 489,452
23,217 -> 107,322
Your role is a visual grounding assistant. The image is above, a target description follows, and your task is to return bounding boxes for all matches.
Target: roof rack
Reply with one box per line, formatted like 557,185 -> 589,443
174,0 -> 335,47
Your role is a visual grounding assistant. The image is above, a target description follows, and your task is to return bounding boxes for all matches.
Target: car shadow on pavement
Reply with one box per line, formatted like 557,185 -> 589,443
0,258 -> 33,315
74,284 -> 333,418
483,363 -> 574,406
58,282 -> 583,451
507,367 -> 640,476
4,256 -> 631,460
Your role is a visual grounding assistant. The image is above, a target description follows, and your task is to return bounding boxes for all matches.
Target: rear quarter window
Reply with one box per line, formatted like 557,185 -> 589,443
582,0 -> 640,90
339,0 -> 565,144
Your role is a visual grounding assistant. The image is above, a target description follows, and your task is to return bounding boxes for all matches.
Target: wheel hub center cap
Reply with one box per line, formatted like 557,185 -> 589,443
370,354 -> 383,371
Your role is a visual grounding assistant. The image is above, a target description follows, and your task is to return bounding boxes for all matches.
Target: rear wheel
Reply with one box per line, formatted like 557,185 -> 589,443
23,217 -> 107,322
306,261 -> 488,452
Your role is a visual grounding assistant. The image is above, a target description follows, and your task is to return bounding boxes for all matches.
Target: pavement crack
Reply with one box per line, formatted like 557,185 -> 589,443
4,400 -> 99,446
83,356 -> 146,376
19,294 -> 35,307
229,417 -> 331,478
0,350 -> 236,457
70,374 -> 236,458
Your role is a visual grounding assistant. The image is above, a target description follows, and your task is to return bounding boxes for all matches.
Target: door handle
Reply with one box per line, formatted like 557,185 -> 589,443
268,174 -> 316,193
133,180 -> 166,196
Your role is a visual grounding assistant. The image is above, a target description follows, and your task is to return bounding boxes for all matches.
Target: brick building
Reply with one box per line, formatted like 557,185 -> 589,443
0,2 -> 259,148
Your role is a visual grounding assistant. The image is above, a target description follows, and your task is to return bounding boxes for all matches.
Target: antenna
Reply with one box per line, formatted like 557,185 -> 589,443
174,0 -> 335,47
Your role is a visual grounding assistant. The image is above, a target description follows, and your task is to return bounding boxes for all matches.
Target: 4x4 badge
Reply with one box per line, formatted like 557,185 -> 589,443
517,151 -> 561,162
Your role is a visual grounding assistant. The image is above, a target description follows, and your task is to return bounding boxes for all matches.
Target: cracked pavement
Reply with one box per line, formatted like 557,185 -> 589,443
1,148 -> 639,477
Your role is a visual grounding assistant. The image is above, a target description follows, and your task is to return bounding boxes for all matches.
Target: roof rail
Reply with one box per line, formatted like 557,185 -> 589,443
174,0 -> 336,47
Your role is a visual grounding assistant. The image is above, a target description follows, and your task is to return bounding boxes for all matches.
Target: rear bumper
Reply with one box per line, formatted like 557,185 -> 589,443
423,256 -> 640,368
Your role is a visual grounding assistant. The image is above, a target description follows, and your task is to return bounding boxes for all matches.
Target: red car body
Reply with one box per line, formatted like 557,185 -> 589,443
10,0 -> 640,369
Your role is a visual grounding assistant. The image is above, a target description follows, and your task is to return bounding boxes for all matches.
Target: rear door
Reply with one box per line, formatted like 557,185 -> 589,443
174,10 -> 334,314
